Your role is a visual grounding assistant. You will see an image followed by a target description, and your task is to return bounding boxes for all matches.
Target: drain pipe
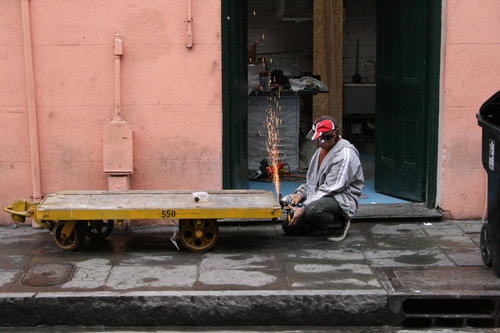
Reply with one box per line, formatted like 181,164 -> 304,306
103,35 -> 133,184
104,34 -> 133,228
186,0 -> 193,48
21,0 -> 42,202
113,34 -> 124,121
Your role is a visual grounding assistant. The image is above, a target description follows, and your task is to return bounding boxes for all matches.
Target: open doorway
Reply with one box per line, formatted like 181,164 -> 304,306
245,0 -> 406,203
235,0 -> 440,206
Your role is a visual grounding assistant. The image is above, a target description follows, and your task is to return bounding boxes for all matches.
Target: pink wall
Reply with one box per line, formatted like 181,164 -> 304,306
2,0 -> 500,224
439,0 -> 500,219
0,0 -> 222,224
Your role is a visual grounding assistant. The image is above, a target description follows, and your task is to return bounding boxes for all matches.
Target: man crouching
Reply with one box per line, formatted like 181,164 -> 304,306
282,116 -> 364,241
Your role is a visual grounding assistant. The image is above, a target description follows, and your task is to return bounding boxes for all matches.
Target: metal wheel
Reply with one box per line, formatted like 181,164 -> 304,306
481,222 -> 493,267
179,219 -> 218,252
84,220 -> 114,240
53,220 -> 86,251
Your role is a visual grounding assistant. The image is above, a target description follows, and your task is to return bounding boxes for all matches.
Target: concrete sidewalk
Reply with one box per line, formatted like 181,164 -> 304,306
0,219 -> 499,328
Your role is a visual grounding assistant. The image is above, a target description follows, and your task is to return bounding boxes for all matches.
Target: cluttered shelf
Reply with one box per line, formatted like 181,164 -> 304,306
248,63 -> 329,96
249,75 -> 329,96
249,89 -> 328,96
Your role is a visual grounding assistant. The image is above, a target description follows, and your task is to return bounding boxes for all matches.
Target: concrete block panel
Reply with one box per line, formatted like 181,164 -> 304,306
121,44 -> 221,106
0,1 -> 23,45
443,43 -> 500,109
34,45 -> 114,107
442,106 -> 483,170
0,111 -> 30,162
440,168 -> 486,219
126,104 -> 221,162
446,0 -> 500,44
0,46 -> 28,106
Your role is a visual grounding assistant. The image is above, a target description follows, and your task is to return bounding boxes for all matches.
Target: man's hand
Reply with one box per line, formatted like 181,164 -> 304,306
288,193 -> 302,206
289,205 -> 305,225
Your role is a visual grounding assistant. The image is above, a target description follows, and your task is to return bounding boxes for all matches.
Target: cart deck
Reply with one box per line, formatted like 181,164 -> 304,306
36,190 -> 281,221
4,190 -> 282,252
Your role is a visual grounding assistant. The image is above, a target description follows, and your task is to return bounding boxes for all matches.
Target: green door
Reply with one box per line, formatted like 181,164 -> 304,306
375,0 -> 435,201
222,0 -> 249,189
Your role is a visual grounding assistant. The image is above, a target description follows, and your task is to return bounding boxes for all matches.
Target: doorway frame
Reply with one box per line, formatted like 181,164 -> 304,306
424,0 -> 442,208
221,0 -> 441,208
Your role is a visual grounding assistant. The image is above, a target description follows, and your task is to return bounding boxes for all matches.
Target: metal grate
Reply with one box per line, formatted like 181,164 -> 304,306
402,298 -> 498,328
377,266 -> 500,292
21,262 -> 75,286
376,266 -> 500,328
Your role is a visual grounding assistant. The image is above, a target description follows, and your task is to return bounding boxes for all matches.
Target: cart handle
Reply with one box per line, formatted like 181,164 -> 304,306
4,199 -> 41,225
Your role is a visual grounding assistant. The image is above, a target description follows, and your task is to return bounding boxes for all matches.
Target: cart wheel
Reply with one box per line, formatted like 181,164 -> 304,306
53,220 -> 86,251
84,220 -> 114,240
179,219 -> 218,252
481,223 -> 493,267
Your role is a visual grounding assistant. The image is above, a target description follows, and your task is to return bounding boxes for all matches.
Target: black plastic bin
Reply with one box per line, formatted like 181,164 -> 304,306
477,90 -> 500,277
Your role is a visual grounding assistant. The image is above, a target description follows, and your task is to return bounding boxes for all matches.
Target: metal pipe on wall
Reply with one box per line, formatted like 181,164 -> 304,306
21,0 -> 42,201
113,34 -> 123,120
105,34 -> 133,190
186,0 -> 193,48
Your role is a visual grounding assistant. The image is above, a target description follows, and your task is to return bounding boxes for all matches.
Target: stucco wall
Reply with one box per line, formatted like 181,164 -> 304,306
2,0 -> 500,224
439,0 -> 500,218
0,1 -> 222,224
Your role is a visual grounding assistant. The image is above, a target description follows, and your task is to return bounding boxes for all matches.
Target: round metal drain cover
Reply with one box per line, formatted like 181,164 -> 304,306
21,262 -> 75,286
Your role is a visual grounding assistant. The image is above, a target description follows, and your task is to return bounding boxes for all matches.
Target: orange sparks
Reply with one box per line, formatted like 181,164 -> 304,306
265,93 -> 282,197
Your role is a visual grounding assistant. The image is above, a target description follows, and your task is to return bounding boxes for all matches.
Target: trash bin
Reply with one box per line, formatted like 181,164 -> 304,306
477,90 -> 500,277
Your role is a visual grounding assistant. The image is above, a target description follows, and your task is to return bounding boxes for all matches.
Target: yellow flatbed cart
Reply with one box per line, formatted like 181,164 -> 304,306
4,190 -> 282,252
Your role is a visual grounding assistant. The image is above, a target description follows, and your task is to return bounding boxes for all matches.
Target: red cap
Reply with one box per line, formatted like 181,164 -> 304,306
306,116 -> 339,140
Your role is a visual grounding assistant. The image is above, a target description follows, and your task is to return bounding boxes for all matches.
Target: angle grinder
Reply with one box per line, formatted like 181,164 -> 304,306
279,194 -> 299,224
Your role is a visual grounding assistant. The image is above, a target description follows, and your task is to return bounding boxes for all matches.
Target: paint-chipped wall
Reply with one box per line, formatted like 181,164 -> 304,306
1,0 -> 499,224
440,0 -> 500,218
0,1 -> 222,224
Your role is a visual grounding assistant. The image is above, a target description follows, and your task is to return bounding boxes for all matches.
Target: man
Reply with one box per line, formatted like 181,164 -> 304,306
283,116 -> 364,241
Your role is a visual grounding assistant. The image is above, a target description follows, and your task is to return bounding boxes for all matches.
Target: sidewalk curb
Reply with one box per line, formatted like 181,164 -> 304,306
0,290 -> 394,327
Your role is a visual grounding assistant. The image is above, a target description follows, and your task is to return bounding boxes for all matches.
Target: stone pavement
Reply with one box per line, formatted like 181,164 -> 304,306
0,219 -> 499,328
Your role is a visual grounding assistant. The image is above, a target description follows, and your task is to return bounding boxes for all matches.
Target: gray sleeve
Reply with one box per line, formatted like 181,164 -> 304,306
294,184 -> 308,200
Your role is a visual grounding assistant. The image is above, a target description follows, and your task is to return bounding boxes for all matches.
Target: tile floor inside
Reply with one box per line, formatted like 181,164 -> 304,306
249,153 -> 409,204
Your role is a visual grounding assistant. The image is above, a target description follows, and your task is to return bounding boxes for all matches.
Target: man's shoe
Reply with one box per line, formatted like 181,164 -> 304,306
327,220 -> 350,242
